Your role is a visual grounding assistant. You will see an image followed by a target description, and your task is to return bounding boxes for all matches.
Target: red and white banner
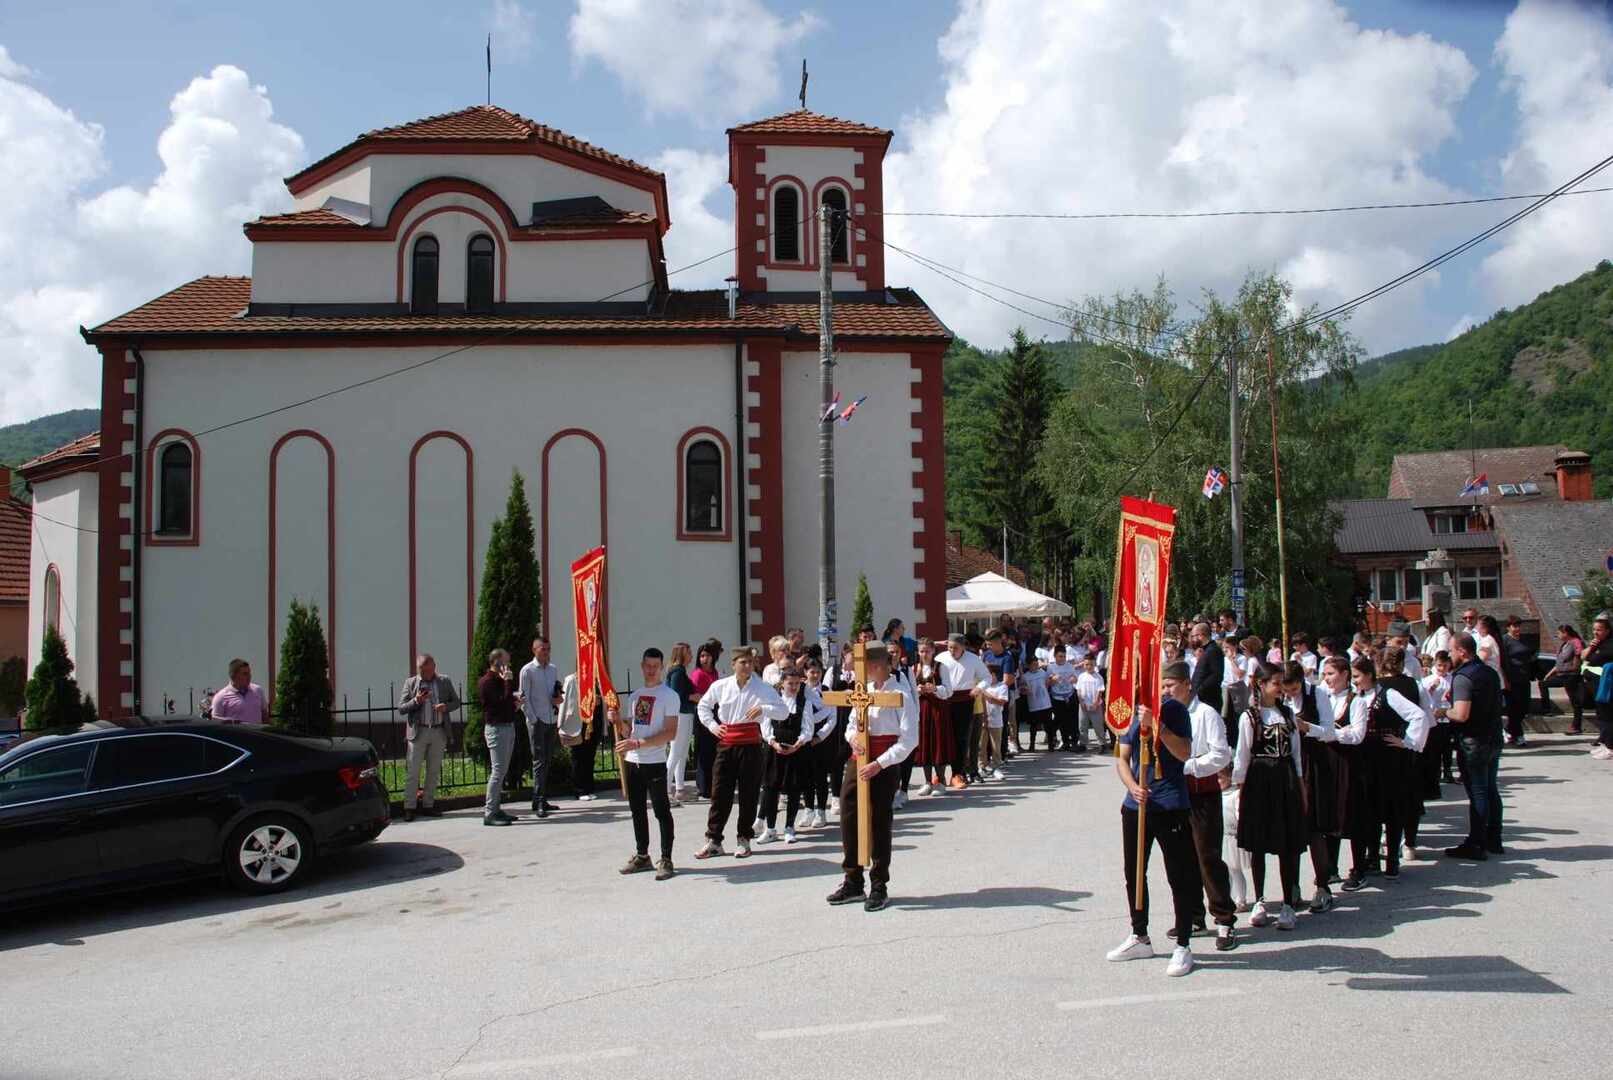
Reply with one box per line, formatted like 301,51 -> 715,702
1105,497 -> 1177,735
570,546 -> 618,725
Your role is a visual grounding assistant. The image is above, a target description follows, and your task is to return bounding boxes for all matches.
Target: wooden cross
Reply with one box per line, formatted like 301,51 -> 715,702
819,641 -> 904,867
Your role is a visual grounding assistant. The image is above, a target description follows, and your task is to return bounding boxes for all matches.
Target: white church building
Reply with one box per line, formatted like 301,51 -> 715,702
23,104 -> 951,714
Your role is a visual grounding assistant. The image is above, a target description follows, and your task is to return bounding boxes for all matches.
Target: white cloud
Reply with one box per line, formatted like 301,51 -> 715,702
883,0 -> 1481,353
569,0 -> 821,119
0,45 -> 31,80
652,148 -> 733,285
0,56 -> 302,424
489,0 -> 539,60
1479,0 -> 1613,306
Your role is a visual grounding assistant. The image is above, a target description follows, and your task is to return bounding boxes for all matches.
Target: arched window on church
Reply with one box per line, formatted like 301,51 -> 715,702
410,235 -> 439,314
156,441 -> 194,537
683,439 -> 723,534
466,234 -> 495,314
772,185 -> 801,263
43,564 -> 61,633
821,188 -> 849,264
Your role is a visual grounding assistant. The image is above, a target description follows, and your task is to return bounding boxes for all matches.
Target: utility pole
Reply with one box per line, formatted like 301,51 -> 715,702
1002,523 -> 1008,577
1227,340 -> 1247,629
1265,334 -> 1289,653
817,205 -> 838,658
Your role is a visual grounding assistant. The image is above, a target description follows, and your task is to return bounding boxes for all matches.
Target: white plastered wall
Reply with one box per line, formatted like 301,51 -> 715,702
27,471 -> 98,698
755,145 -> 867,293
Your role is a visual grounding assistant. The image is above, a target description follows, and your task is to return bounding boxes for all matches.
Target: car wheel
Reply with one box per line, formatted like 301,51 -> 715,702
225,814 -> 314,894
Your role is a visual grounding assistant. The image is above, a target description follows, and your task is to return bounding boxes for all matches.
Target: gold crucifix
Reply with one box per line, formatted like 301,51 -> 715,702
819,641 -> 904,867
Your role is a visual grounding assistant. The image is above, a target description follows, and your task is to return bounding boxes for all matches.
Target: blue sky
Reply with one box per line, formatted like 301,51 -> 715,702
2,0 -> 1610,422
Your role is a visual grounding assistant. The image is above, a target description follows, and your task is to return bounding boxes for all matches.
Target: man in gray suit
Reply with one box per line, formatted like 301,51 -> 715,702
398,654 -> 461,821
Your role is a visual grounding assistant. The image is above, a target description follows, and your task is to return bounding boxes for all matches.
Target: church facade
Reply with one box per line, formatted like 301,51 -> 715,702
26,105 -> 950,714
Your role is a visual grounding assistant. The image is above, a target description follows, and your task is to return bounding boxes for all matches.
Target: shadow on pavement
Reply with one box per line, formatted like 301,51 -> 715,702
0,840 -> 465,951
1206,944 -> 1569,993
897,885 -> 1089,912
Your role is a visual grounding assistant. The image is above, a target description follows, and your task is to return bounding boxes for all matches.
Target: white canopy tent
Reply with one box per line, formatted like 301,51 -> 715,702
945,572 -> 1073,619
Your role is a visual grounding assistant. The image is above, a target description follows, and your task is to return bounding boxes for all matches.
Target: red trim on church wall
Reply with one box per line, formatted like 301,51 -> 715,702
745,341 -> 785,642
851,157 -> 885,292
395,205 -> 509,303
674,426 -> 734,543
407,431 -> 475,675
266,430 -> 337,698
910,345 -> 947,639
732,144 -> 767,291
96,346 -> 134,715
142,428 -> 201,547
539,428 -> 608,640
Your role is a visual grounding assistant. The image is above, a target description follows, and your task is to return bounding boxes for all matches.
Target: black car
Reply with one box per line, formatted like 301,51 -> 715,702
0,719 -> 389,907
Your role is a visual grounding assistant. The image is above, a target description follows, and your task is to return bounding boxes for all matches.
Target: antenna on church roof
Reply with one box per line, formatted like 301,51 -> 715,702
799,58 -> 808,110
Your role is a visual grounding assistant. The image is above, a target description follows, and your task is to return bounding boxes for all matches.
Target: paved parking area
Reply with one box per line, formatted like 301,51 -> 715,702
2,734 -> 1608,1080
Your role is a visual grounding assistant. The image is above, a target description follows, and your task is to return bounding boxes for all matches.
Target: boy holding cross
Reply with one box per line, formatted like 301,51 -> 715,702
824,642 -> 917,912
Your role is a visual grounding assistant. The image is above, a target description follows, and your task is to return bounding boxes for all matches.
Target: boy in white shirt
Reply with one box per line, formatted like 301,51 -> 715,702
1021,654 -> 1054,750
1046,644 -> 1079,754
980,661 -> 1010,780
1075,655 -> 1107,752
612,647 -> 683,880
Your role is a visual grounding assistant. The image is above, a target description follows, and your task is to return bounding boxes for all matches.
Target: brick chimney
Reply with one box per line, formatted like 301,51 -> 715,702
1555,450 -> 1593,501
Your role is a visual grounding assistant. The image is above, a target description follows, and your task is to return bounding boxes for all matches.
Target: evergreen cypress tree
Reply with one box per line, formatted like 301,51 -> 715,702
981,329 -> 1058,582
24,625 -> 83,730
851,573 -> 874,635
274,599 -> 333,735
466,471 -> 543,781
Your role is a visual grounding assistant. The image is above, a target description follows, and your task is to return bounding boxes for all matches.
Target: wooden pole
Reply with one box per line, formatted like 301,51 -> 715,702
1134,734 -> 1151,911
1265,335 -> 1290,655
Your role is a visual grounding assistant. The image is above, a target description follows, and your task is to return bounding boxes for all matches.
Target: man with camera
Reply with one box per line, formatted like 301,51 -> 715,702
397,653 -> 460,822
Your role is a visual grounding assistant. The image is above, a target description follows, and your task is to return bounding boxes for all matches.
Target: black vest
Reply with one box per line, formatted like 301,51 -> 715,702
1369,675 -> 1418,741
775,691 -> 806,745
1248,703 -> 1296,759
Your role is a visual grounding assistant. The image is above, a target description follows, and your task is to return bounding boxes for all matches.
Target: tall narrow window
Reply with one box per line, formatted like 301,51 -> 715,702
772,185 -> 800,262
821,188 -> 848,264
466,234 -> 495,313
684,440 -> 722,533
410,236 -> 439,314
157,442 -> 193,537
43,565 -> 60,633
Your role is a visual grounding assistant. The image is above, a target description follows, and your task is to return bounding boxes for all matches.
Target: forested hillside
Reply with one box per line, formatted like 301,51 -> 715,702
0,409 -> 100,498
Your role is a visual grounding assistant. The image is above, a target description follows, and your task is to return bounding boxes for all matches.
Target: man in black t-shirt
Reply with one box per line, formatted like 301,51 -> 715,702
1436,633 -> 1504,860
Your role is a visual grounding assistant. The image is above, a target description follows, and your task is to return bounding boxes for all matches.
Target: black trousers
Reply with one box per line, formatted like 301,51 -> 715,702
705,743 -> 765,842
529,720 -> 558,806
1027,708 -> 1055,749
1187,791 -> 1235,926
948,699 -> 974,778
694,723 -> 718,798
1052,697 -> 1077,747
1308,833 -> 1341,889
1121,805 -> 1199,948
570,717 -> 600,796
626,761 -> 673,858
840,759 -> 899,889
1504,675 -> 1529,741
762,783 -> 803,830
1250,851 -> 1301,906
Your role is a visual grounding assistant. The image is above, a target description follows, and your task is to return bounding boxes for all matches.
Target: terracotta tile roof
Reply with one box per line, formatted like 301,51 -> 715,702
286,105 -> 663,188
1387,445 -> 1567,507
245,205 -> 654,230
946,532 -> 1027,588
0,496 -> 30,603
728,109 -> 892,138
1492,500 -> 1613,633
249,208 -> 365,228
87,277 -> 950,342
19,433 -> 100,475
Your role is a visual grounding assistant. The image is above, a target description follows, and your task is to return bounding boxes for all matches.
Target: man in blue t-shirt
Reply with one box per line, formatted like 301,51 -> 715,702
1106,661 -> 1203,978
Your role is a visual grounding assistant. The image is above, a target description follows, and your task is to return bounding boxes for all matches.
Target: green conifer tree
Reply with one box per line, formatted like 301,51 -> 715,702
851,573 -> 874,635
24,625 -> 83,730
273,599 -> 333,735
466,472 -> 543,783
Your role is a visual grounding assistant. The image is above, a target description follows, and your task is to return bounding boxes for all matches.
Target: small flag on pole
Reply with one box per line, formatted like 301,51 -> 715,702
1459,473 -> 1489,497
1202,465 -> 1226,499
820,390 -> 842,423
837,395 -> 867,425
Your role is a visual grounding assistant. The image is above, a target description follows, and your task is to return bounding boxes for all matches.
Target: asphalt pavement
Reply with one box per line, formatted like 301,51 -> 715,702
2,733 -> 1608,1080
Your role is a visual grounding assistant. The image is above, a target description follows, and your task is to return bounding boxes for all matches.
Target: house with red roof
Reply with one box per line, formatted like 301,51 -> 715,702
43,105 -> 951,713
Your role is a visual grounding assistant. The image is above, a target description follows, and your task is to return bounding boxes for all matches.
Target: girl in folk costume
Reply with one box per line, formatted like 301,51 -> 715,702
911,638 -> 954,796
1376,645 -> 1435,859
1290,659 -> 1351,914
822,642 -> 858,821
800,659 -> 837,828
1231,663 -> 1307,931
758,663 -> 830,844
887,639 -> 918,809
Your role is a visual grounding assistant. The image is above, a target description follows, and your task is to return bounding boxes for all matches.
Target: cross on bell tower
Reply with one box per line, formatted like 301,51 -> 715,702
799,59 -> 808,110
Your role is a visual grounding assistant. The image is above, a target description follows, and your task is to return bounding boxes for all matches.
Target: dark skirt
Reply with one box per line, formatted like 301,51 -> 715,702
917,693 -> 951,766
1346,740 -> 1422,839
1238,757 -> 1307,854
1304,739 -> 1350,837
763,743 -> 812,791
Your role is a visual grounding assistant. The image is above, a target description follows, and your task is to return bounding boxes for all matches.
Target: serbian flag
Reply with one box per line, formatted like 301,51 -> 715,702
1105,496 -> 1177,735
1460,473 -> 1489,497
1202,465 -> 1226,500
570,546 -> 618,724
819,390 -> 841,423
837,395 -> 867,424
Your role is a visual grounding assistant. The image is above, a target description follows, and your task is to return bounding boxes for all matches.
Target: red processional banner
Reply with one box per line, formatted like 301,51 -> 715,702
1105,497 -> 1178,735
570,546 -> 618,726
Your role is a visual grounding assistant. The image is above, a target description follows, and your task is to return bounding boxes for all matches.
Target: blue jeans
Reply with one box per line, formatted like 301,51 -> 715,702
1458,736 -> 1502,850
484,722 -> 516,816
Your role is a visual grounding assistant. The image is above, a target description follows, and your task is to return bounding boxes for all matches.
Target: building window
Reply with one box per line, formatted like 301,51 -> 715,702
1433,513 -> 1467,534
43,565 -> 60,633
821,188 -> 849,264
410,236 -> 439,314
684,440 -> 722,533
1403,568 -> 1422,600
1456,564 -> 1501,601
772,185 -> 801,262
466,234 -> 495,314
1374,568 -> 1401,604
157,442 -> 193,536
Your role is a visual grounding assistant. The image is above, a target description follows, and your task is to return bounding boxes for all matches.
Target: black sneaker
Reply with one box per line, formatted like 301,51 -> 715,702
1308,888 -> 1335,914
1215,925 -> 1238,951
483,815 -> 511,827
826,879 -> 866,905
402,809 -> 416,822
1192,916 -> 1208,934
494,810 -> 517,823
1444,844 -> 1487,861
1340,874 -> 1366,892
1382,864 -> 1400,881
864,888 -> 889,912
536,806 -> 549,819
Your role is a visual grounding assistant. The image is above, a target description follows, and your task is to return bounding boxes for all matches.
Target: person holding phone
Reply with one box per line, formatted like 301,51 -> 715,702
397,654 -> 460,821
478,649 -> 521,826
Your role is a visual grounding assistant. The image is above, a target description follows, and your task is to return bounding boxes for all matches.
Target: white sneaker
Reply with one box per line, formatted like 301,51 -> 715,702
756,827 -> 778,845
577,793 -> 596,802
1277,904 -> 1297,931
736,839 -> 752,858
785,827 -> 798,844
916,783 -> 934,797
817,808 -> 830,827
752,818 -> 766,836
1591,745 -> 1613,760
1165,945 -> 1194,977
992,768 -> 1006,781
830,799 -> 841,818
894,790 -> 908,809
1249,901 -> 1276,928
1105,934 -> 1154,962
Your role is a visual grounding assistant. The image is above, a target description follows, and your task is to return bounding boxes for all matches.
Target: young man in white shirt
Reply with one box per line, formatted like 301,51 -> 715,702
1075,655 -> 1107,753
696,647 -> 789,859
1020,654 -> 1054,751
1164,660 -> 1237,952
613,648 -> 682,880
1046,644 -> 1078,754
516,637 -> 563,818
936,633 -> 988,788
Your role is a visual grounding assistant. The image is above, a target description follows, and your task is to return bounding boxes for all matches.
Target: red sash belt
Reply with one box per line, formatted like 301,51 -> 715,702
1187,775 -> 1221,796
719,721 -> 762,747
866,734 -> 899,760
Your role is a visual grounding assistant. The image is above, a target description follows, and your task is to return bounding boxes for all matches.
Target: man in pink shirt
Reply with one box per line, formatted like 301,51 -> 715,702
211,658 -> 269,725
